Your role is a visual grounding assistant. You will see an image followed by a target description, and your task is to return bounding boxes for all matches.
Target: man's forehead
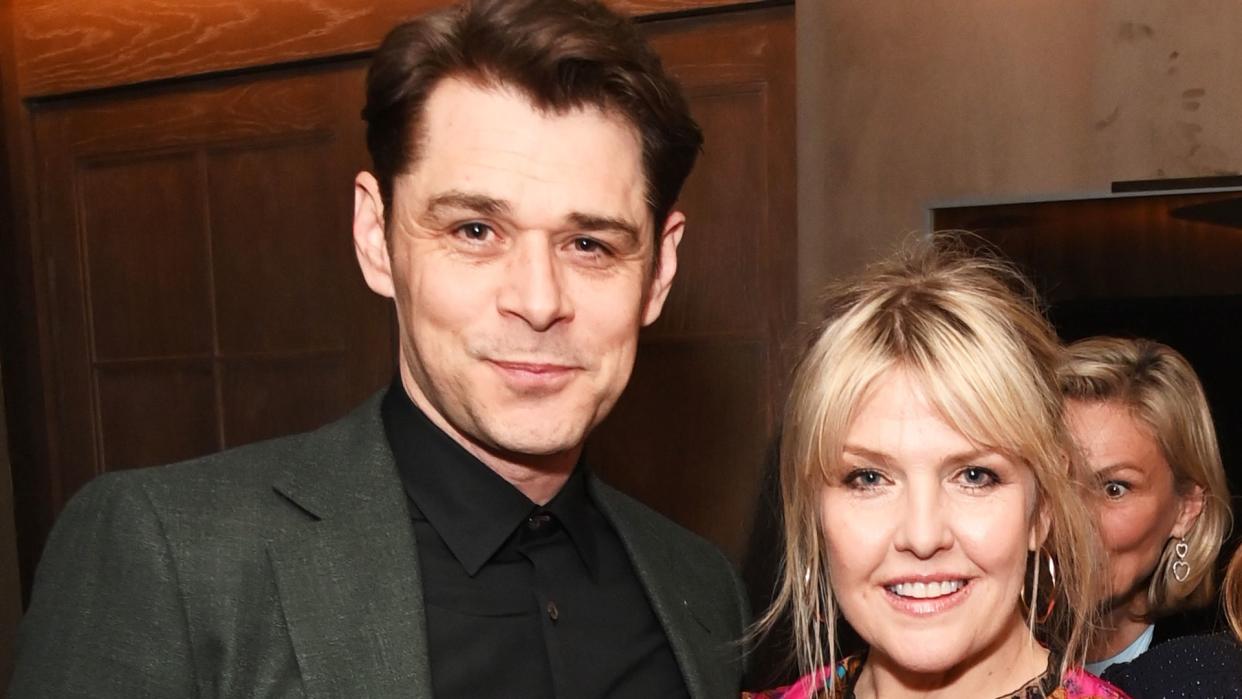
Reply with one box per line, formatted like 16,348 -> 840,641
396,77 -> 651,229
427,74 -> 637,131
418,77 -> 641,148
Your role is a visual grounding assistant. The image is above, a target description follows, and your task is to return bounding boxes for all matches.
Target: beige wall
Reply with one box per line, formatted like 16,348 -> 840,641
797,0 -> 1242,311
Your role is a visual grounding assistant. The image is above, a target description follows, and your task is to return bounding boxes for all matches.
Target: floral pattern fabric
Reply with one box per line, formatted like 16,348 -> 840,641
743,655 -> 1131,699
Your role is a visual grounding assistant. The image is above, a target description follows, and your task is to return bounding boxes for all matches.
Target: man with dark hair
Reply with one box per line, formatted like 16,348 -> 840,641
10,0 -> 748,697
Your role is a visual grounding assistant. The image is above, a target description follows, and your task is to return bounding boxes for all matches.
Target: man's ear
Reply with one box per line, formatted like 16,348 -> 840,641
1171,483 -> 1206,539
641,210 -> 685,326
354,171 -> 395,299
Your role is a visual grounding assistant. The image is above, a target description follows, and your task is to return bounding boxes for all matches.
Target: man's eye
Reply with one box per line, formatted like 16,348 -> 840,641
456,222 -> 493,241
958,466 -> 999,489
572,237 -> 606,254
1102,481 -> 1130,499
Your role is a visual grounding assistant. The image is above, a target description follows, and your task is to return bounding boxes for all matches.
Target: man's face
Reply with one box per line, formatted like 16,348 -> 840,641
354,78 -> 682,464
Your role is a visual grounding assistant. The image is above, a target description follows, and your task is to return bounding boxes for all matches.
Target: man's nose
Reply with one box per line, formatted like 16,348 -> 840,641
497,236 -> 574,331
892,481 -> 954,559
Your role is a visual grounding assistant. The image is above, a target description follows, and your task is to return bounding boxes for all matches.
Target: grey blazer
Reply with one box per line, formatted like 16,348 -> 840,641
10,393 -> 749,698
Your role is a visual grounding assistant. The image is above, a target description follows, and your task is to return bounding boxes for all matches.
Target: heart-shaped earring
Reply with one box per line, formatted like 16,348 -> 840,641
1172,539 -> 1190,583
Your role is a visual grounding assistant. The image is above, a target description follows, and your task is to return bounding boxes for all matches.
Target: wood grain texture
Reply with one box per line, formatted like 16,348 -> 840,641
13,0 -> 768,98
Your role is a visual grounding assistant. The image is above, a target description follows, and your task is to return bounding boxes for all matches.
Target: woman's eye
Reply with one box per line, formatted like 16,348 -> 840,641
456,222 -> 493,241
845,469 -> 886,489
1102,481 -> 1130,499
958,466 -> 999,488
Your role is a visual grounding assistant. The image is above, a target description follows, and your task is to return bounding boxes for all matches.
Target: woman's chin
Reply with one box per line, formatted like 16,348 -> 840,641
871,645 -> 963,677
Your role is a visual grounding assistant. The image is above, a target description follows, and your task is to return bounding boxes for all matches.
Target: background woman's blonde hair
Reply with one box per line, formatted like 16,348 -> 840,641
756,236 -> 1104,680
1058,337 -> 1233,617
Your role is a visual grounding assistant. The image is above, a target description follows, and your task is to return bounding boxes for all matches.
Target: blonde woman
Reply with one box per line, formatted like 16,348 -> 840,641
1059,338 -> 1232,675
747,240 -> 1125,698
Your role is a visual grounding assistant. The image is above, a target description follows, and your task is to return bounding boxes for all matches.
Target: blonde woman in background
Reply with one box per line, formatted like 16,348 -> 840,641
746,239 -> 1126,699
1059,338 -> 1232,677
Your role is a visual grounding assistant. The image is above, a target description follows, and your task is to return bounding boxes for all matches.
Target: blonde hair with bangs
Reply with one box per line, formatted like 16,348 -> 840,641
1058,337 -> 1233,618
757,237 -> 1104,681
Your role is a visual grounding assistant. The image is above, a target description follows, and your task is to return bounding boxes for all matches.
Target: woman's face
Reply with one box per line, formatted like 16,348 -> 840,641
1065,400 -> 1203,610
820,369 -> 1042,675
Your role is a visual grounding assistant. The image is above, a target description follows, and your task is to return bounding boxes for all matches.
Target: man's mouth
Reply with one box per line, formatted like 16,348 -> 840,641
490,360 -> 577,373
487,359 -> 580,392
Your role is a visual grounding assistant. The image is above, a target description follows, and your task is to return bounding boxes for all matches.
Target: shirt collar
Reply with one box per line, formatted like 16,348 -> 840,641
381,379 -> 599,578
542,462 -> 599,579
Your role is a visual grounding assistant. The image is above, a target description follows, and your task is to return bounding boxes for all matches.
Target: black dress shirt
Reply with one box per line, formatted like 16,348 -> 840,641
381,381 -> 688,698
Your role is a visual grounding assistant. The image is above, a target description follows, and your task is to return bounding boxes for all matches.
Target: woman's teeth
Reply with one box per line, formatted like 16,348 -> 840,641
887,580 -> 965,599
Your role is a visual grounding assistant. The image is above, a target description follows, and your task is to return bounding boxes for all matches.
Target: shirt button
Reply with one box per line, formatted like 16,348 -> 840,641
528,513 -> 551,530
546,601 -> 559,622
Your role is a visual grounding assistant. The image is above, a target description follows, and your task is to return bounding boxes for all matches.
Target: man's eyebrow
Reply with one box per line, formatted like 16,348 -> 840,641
568,212 -> 642,241
424,190 -> 512,218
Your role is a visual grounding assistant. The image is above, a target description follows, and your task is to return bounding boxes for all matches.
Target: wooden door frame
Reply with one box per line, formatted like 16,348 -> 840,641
0,0 -> 27,664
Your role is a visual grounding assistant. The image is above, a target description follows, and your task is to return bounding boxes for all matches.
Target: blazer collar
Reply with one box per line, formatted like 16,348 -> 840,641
590,476 -> 736,699
268,392 -> 433,699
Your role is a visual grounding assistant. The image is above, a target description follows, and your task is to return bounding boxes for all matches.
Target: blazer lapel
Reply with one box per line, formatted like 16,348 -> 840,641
591,478 -> 727,699
267,395 -> 433,699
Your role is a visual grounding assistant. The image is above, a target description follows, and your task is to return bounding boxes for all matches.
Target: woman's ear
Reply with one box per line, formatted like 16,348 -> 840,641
1171,483 -> 1206,539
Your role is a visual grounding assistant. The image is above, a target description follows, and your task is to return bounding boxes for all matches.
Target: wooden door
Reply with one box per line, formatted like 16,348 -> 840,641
23,63 -> 395,558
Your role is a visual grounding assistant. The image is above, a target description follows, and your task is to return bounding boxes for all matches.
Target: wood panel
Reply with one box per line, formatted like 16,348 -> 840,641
13,0 -> 778,98
95,362 -> 219,471
588,6 -> 796,565
79,154 -> 214,360
22,62 -> 395,578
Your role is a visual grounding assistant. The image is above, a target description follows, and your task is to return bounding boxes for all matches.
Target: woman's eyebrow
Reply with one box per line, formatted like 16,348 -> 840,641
841,445 -> 893,466
1094,463 -> 1143,477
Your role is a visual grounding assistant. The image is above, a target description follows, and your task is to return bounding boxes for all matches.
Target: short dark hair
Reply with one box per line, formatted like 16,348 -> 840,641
362,0 -> 702,235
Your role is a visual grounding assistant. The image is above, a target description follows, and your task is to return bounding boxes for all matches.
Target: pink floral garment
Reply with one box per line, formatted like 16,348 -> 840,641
743,656 -> 1132,699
